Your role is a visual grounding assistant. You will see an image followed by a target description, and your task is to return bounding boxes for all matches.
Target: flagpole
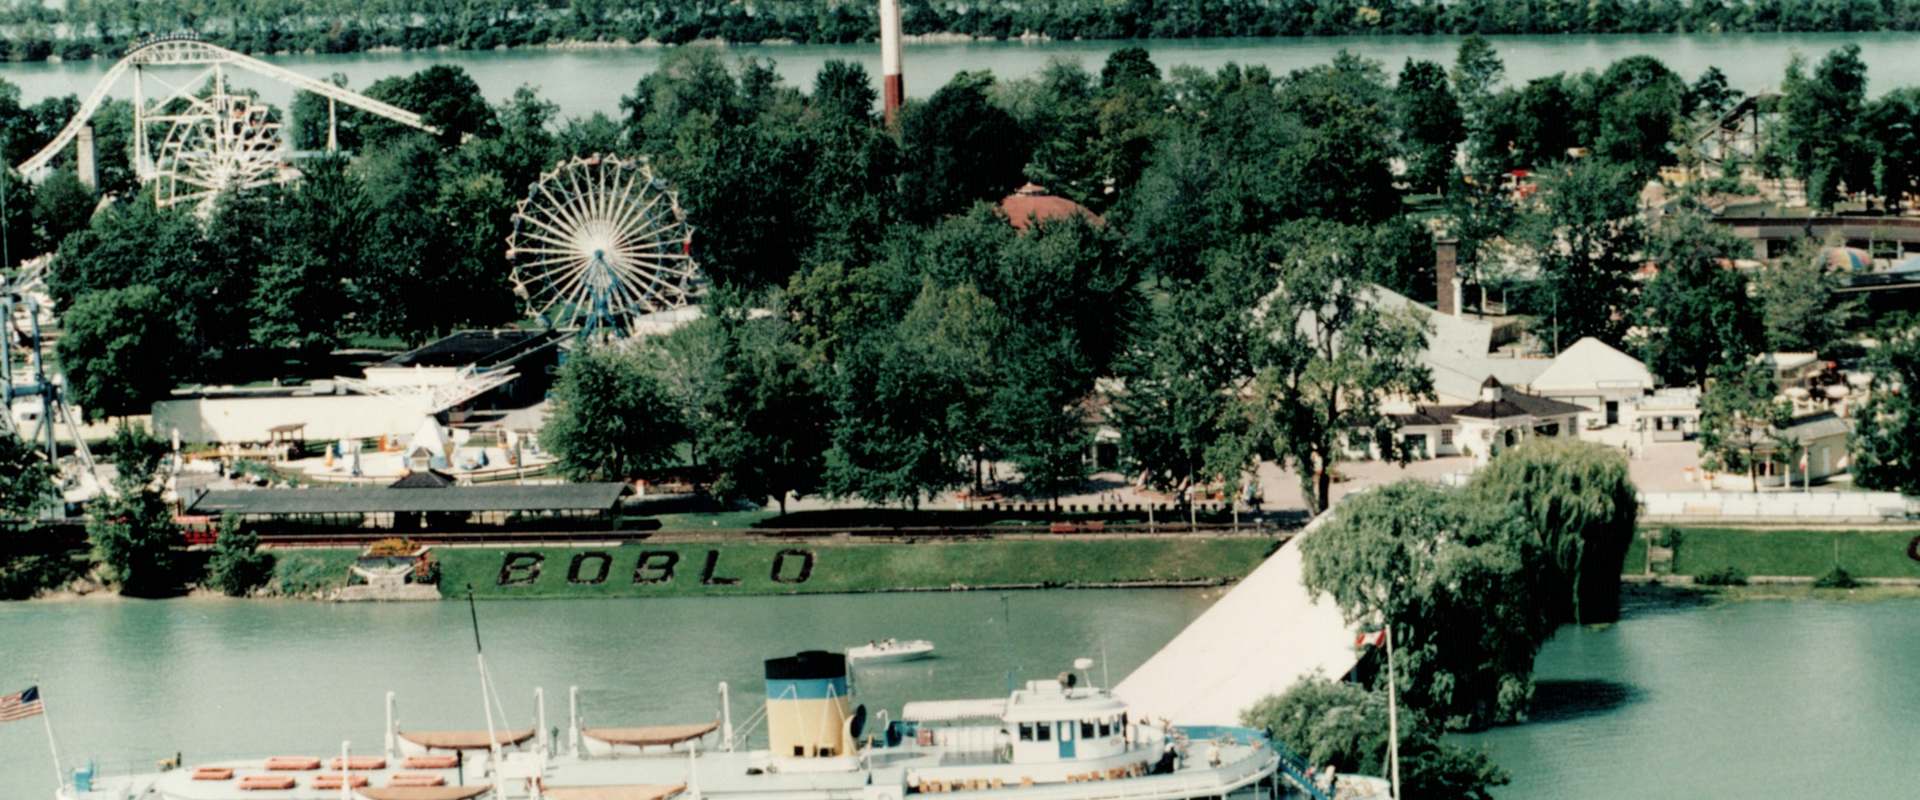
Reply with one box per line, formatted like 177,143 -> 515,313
1385,630 -> 1401,800
36,681 -> 66,792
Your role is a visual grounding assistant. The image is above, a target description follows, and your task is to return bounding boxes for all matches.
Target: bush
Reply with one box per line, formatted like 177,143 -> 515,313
1655,526 -> 1684,548
88,487 -> 186,597
0,550 -> 86,599
1694,566 -> 1748,586
206,523 -> 275,597
1814,566 -> 1860,589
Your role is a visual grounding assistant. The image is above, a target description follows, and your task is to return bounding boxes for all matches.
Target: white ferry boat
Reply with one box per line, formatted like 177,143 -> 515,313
54,650 -> 1347,800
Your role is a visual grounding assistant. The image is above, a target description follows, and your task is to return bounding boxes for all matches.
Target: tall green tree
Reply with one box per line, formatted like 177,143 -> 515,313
1756,238 -> 1856,353
1112,266 -> 1260,493
1636,207 -> 1764,387
1686,66 -> 1742,119
1520,158 -> 1642,352
248,156 -> 366,356
1452,35 -> 1506,166
89,423 -> 183,597
1393,58 -> 1465,195
897,70 -> 1030,223
1698,363 -> 1796,493
542,346 -> 688,481
1864,87 -> 1920,212
0,433 -> 54,521
31,167 -> 93,253
1592,55 -> 1686,180
361,64 -> 500,148
1236,232 -> 1433,514
1849,319 -> 1920,495
1091,47 -> 1172,203
997,58 -> 1103,207
825,280 -> 1000,506
56,285 -> 189,421
1773,46 -> 1870,208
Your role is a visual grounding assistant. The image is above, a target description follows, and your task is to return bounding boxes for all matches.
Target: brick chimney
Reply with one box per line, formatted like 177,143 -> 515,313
880,0 -> 905,125
1435,236 -> 1460,316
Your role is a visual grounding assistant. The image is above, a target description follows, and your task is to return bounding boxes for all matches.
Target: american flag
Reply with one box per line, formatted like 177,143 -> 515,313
0,686 -> 44,722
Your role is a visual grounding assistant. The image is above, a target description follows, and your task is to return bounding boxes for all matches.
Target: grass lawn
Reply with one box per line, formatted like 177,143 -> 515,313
1666,527 -> 1920,580
271,549 -> 361,596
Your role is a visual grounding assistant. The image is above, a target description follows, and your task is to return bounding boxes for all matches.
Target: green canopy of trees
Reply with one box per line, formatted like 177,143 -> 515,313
1243,677 -> 1508,799
1849,319 -> 1920,495
542,346 -> 687,482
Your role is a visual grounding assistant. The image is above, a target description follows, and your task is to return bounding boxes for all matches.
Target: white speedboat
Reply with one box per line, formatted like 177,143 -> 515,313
847,638 -> 935,664
58,650 -> 1327,800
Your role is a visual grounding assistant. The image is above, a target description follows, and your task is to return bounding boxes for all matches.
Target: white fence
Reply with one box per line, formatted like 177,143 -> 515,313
1640,491 -> 1916,523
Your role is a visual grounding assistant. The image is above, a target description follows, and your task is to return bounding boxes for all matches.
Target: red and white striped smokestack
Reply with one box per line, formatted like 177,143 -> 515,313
880,0 -> 904,124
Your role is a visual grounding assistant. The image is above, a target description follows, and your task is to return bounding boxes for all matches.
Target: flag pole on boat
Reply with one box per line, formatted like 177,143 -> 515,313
33,677 -> 65,792
1386,626 -> 1401,800
467,585 -> 509,799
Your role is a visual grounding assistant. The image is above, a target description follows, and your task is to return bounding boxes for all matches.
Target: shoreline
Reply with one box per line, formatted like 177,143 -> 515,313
20,28 -> 1920,66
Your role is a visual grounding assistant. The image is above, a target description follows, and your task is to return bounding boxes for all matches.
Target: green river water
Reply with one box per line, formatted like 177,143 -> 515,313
5,33 -> 1920,120
3,590 -> 1918,797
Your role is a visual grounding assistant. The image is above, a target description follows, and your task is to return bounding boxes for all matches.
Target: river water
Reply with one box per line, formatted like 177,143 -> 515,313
4,33 -> 1920,121
4,589 -> 1919,798
0,589 -> 1216,797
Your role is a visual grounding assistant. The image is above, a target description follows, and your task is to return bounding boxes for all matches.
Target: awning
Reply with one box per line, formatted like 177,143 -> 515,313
581,722 -> 718,746
542,784 -> 686,800
398,728 -> 536,750
357,787 -> 491,800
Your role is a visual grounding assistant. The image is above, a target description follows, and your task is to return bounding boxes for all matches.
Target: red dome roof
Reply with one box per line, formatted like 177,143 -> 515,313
997,183 -> 1103,232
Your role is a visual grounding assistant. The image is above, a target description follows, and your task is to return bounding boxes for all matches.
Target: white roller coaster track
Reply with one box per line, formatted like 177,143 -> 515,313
15,36 -> 441,176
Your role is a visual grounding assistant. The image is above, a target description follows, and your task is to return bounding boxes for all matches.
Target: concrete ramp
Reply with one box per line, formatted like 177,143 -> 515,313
1114,515 -> 1360,726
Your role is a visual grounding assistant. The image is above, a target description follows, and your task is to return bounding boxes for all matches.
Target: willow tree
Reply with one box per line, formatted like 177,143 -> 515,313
1300,481 -> 1550,729
1469,438 -> 1639,625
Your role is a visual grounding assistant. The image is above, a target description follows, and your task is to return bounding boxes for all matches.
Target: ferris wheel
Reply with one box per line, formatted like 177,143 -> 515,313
506,154 -> 702,337
152,89 -> 292,212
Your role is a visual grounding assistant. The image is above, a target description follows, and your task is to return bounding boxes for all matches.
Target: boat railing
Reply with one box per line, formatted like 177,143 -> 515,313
74,747 -> 466,788
987,748 -> 1279,800
1267,740 -> 1333,800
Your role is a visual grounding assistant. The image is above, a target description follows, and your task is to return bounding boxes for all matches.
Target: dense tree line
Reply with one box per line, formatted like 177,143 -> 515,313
11,0 -> 1920,62
7,35 -> 1909,506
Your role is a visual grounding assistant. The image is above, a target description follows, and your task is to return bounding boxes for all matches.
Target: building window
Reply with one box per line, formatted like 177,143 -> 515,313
1440,429 -> 1454,446
1019,723 -> 1034,741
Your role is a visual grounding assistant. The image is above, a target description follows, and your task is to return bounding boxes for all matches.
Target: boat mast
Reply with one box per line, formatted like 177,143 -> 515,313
467,587 -> 509,799
1386,626 -> 1401,800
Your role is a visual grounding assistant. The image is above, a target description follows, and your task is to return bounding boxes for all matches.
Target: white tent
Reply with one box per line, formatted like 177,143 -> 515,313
1531,337 -> 1654,400
405,417 -> 453,469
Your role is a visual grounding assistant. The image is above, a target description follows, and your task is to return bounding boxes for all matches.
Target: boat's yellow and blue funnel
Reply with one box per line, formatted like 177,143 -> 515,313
765,650 -> 854,759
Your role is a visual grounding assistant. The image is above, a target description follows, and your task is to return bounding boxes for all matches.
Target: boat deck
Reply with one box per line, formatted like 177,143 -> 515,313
99,740 -> 1274,800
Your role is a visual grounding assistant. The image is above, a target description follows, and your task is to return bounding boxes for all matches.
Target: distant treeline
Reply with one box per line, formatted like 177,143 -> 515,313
5,0 -> 1920,61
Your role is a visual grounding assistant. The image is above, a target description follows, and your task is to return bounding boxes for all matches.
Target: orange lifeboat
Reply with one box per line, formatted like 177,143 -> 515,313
264,756 -> 321,771
238,775 -> 297,790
